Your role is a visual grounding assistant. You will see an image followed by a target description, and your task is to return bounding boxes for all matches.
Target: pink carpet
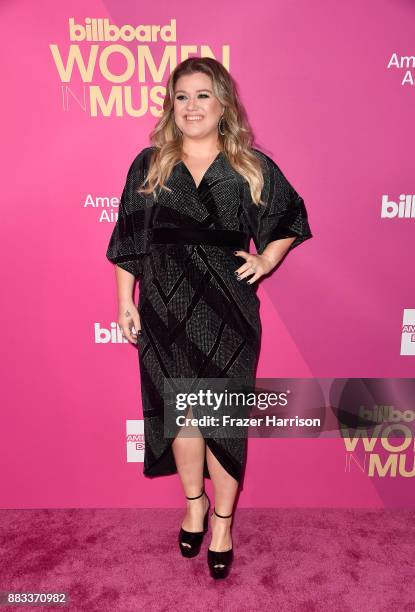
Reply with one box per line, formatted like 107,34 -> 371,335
0,508 -> 414,611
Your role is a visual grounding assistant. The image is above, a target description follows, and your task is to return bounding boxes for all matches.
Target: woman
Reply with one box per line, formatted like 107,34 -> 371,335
106,57 -> 312,579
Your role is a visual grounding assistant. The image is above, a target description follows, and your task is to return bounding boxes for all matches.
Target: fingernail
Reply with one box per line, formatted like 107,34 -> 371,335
233,251 -> 238,254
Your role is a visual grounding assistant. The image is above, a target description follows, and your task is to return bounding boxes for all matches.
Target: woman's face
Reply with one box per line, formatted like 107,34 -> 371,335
173,72 -> 224,142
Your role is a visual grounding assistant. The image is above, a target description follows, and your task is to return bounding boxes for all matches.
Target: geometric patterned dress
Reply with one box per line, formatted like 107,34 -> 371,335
106,146 -> 312,483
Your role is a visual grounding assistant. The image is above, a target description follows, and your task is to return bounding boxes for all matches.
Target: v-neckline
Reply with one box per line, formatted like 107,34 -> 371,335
180,151 -> 223,190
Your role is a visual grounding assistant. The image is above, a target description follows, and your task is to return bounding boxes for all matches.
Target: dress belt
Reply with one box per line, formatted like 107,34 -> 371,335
151,227 -> 250,250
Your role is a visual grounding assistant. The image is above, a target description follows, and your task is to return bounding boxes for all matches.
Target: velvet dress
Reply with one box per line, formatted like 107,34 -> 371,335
106,146 -> 312,482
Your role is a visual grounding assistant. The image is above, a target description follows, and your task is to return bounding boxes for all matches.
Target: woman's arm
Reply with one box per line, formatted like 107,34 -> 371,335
236,150 -> 312,282
106,148 -> 153,344
114,265 -> 141,344
234,236 -> 296,283
260,236 -> 297,268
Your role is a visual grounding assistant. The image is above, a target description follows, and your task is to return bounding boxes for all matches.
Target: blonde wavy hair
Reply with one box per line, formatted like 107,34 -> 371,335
138,57 -> 266,206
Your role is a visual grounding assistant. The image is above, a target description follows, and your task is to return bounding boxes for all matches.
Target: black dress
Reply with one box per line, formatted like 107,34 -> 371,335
106,146 -> 312,483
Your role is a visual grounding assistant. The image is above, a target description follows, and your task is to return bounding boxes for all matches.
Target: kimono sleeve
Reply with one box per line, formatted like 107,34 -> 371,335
252,151 -> 313,255
105,148 -> 153,279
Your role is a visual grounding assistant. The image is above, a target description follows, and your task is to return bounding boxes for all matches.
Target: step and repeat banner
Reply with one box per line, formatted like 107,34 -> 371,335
2,0 -> 414,508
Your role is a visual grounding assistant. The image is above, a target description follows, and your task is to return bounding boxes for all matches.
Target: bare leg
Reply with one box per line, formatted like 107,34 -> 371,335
172,406 -> 210,535
206,446 -> 238,553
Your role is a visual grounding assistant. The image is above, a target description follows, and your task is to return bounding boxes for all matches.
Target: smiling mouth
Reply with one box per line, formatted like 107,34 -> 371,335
185,115 -> 203,121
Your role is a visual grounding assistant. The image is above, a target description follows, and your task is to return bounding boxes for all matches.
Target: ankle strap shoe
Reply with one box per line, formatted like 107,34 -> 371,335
207,507 -> 234,579
178,489 -> 210,558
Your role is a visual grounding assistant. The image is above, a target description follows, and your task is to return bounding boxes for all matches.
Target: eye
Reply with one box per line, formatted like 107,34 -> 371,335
174,93 -> 210,100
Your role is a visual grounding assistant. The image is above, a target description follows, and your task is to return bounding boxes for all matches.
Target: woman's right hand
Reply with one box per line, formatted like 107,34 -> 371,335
118,301 -> 141,344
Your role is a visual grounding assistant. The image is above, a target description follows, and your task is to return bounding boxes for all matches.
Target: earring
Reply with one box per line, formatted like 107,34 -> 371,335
218,116 -> 225,136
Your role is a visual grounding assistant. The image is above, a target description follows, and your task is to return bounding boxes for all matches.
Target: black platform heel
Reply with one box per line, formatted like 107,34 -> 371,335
178,489 -> 210,558
207,507 -> 234,579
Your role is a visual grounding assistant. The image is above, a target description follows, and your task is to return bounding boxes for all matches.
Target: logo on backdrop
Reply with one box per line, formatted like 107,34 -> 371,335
401,309 -> 415,356
49,18 -> 230,117
329,378 -> 415,479
126,420 -> 144,463
387,53 -> 415,86
95,322 -> 129,344
381,194 -> 415,219
342,403 -> 415,478
84,194 -> 121,224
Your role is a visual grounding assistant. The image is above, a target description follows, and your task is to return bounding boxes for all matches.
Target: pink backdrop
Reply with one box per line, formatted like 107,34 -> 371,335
2,0 -> 414,509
